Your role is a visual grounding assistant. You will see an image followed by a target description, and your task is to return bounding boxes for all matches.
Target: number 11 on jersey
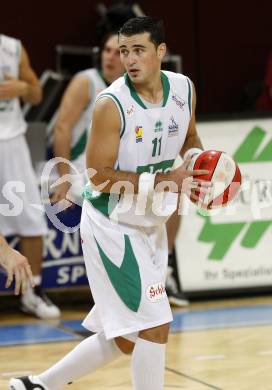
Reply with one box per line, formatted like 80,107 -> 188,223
152,136 -> 162,157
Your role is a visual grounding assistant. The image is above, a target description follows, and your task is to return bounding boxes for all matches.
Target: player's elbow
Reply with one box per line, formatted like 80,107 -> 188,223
31,85 -> 43,105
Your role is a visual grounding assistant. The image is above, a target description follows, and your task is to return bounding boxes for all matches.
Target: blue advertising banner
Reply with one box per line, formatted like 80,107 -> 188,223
0,205 -> 88,293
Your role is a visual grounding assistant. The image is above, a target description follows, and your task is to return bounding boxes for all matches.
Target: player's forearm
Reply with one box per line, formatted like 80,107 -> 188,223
21,82 -> 42,105
90,167 -> 176,194
53,126 -> 73,177
91,167 -> 139,193
180,133 -> 203,158
0,235 -> 9,266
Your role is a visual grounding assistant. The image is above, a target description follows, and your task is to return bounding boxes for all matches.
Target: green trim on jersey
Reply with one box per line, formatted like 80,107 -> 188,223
161,72 -> 170,106
71,129 -> 87,160
186,77 -> 192,116
124,71 -> 170,109
98,69 -> 110,87
137,159 -> 175,174
98,93 -> 126,139
94,234 -> 141,312
82,186 -> 119,217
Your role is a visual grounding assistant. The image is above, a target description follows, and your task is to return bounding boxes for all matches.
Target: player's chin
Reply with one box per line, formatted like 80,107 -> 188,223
129,71 -> 142,81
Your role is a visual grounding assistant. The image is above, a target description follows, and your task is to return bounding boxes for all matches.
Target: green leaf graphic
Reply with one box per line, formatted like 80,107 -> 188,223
198,126 -> 272,260
198,217 -> 246,260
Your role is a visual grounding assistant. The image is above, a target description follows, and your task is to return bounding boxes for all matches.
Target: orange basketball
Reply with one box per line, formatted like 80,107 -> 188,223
189,150 -> 242,209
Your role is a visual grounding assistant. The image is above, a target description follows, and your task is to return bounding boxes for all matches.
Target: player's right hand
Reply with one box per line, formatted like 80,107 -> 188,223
1,248 -> 34,295
170,156 -> 212,195
50,181 -> 74,207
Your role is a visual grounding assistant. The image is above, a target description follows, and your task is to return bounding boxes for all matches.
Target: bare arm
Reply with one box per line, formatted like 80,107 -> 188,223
180,82 -> 203,157
51,76 -> 91,203
0,235 -> 34,295
0,46 -> 42,104
87,96 -> 139,193
19,46 -> 42,104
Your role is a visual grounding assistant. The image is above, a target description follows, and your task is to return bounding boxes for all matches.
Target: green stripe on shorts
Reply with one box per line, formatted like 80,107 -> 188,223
94,234 -> 141,312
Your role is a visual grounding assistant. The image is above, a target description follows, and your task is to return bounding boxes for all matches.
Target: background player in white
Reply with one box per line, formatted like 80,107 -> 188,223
51,32 -> 125,205
0,34 -> 60,318
9,16 -> 210,390
0,234 -> 34,295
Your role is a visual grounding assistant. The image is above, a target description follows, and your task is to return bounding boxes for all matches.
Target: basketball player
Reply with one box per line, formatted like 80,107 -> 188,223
0,34 -> 60,319
9,16 -> 211,390
51,27 -> 187,308
51,32 -> 125,205
0,235 -> 34,295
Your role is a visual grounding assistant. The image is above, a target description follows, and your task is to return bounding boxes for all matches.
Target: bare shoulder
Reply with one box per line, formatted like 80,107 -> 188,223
64,74 -> 89,100
91,96 -> 121,135
72,74 -> 89,88
94,95 -> 120,118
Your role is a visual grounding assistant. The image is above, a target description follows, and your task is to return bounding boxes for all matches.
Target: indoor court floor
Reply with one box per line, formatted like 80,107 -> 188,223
1,296 -> 272,389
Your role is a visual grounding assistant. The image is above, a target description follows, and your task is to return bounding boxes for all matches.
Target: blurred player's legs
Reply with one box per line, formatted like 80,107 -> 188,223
0,135 -> 60,319
166,210 -> 189,307
20,236 -> 60,319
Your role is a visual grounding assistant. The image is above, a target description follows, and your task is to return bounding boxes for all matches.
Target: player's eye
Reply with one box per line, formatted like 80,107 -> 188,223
120,49 -> 128,56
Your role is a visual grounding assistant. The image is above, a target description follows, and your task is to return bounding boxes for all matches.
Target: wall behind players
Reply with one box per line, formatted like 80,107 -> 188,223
1,0 -> 271,114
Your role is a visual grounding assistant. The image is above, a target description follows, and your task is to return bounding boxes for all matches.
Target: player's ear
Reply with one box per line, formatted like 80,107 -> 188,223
157,43 -> 166,60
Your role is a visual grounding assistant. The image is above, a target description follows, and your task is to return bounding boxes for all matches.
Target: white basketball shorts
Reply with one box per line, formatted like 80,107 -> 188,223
0,135 -> 48,236
80,200 -> 173,340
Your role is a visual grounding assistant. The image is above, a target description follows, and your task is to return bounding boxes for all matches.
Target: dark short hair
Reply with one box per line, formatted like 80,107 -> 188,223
119,16 -> 165,47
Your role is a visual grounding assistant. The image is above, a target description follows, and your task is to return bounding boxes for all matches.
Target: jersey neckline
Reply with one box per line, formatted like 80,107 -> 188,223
124,71 -> 170,109
98,68 -> 111,87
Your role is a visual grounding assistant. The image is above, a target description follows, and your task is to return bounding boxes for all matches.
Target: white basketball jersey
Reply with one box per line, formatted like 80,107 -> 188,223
0,34 -> 27,140
70,69 -> 107,170
83,70 -> 193,226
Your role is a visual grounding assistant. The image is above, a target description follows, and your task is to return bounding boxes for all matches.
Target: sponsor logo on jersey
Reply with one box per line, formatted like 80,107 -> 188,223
135,126 -> 143,143
126,104 -> 135,117
154,120 -> 163,132
172,94 -> 185,110
168,116 -> 179,137
146,282 -> 166,302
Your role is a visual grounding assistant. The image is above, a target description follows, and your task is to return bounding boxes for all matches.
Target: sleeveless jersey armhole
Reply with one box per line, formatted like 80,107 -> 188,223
96,93 -> 126,139
186,77 -> 193,118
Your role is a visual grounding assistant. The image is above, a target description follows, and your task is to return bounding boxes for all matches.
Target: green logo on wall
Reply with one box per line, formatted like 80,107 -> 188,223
198,126 -> 272,260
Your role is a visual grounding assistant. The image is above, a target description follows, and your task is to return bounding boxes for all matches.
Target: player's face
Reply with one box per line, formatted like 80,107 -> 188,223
119,32 -> 165,84
101,35 -> 124,83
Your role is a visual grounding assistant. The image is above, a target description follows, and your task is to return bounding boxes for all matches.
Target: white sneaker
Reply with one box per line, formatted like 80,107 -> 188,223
20,286 -> 61,319
9,375 -> 48,390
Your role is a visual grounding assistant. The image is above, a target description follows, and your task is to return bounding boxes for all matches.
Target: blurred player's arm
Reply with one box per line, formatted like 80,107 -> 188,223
87,97 -> 207,194
180,82 -> 203,158
0,46 -> 42,104
51,75 -> 90,203
0,235 -> 34,295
